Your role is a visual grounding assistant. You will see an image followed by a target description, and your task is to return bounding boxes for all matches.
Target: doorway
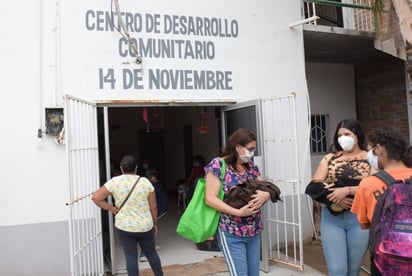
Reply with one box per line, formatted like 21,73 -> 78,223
96,105 -> 223,273
66,96 -> 305,274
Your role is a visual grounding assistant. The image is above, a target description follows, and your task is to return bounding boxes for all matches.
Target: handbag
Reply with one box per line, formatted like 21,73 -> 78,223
116,176 -> 140,215
176,159 -> 226,243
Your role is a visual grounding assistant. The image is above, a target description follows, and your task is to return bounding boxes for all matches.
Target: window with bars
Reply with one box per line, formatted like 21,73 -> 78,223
311,114 -> 329,154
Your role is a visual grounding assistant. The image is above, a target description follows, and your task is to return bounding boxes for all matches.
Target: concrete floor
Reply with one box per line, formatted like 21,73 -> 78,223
111,195 -> 370,275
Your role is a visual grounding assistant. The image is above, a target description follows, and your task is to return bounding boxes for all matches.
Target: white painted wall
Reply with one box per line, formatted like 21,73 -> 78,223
0,1 -> 69,227
0,0 -> 310,225
0,0 -> 313,273
57,1 -> 306,102
306,62 -> 357,174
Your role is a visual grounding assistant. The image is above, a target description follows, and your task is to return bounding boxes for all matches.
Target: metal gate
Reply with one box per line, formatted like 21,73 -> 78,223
261,94 -> 304,270
64,95 -> 104,275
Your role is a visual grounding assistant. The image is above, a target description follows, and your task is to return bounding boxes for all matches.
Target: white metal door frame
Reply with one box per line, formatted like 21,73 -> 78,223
64,95 -> 104,276
261,94 -> 303,270
222,95 -> 303,272
101,106 -> 121,274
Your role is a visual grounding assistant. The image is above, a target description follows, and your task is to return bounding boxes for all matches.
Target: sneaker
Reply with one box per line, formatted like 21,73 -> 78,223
139,256 -> 147,262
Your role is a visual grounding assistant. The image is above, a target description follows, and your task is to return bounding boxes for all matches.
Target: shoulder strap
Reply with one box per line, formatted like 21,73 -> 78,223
117,176 -> 141,212
218,158 -> 227,194
373,170 -> 396,187
220,158 -> 226,181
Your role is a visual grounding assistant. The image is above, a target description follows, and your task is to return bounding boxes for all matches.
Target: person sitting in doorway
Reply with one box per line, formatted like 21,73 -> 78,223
183,155 -> 206,201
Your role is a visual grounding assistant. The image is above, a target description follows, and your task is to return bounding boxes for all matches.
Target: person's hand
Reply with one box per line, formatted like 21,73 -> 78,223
327,187 -> 349,203
236,203 -> 259,217
110,206 -> 119,215
337,197 -> 353,209
154,225 -> 158,235
249,190 -> 270,209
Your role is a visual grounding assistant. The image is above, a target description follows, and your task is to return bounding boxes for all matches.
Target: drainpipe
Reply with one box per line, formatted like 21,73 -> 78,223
55,0 -> 62,106
38,0 -> 44,140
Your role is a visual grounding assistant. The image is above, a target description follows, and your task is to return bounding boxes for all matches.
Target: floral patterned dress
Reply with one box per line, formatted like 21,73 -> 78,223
205,157 -> 262,237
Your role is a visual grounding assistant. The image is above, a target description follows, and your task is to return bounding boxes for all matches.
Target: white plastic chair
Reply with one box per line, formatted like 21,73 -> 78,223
177,184 -> 190,209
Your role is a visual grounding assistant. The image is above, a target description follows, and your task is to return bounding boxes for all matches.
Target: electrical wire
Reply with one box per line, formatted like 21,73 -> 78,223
110,0 -> 126,39
110,0 -> 142,64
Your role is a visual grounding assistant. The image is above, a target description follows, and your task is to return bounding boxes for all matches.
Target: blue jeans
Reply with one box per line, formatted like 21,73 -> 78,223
321,207 -> 369,276
115,227 -> 163,276
216,228 -> 261,276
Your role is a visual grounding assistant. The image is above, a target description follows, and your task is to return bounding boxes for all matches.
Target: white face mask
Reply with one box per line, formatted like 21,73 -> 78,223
239,147 -> 255,163
338,135 -> 355,151
367,148 -> 380,171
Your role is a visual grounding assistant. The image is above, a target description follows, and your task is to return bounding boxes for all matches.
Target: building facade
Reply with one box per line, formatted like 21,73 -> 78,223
0,0 -> 410,274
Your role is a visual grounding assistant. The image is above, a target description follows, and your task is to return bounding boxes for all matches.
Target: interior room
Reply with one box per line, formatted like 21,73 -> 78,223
97,105 -> 225,273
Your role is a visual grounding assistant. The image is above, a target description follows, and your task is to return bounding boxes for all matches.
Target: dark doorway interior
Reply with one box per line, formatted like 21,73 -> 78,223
183,125 -> 193,178
96,105 -> 222,270
138,130 -> 165,181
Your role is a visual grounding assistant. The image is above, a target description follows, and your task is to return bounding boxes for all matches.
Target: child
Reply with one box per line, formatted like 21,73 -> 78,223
140,168 -> 166,261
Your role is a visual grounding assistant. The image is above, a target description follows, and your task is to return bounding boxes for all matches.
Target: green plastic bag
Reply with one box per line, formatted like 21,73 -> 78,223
176,159 -> 226,243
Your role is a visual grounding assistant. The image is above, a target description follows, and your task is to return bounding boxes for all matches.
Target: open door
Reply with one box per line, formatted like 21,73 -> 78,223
222,100 -> 263,155
64,95 -> 104,275
222,95 -> 304,272
222,100 -> 268,271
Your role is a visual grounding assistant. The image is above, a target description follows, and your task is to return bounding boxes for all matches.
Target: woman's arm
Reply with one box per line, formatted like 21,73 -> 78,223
251,175 -> 271,209
250,190 -> 270,209
92,186 -> 119,215
312,155 -> 329,181
205,171 -> 258,217
327,186 -> 354,205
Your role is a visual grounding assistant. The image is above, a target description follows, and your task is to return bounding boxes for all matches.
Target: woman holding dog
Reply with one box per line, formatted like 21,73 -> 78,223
306,119 -> 371,276
205,128 -> 271,276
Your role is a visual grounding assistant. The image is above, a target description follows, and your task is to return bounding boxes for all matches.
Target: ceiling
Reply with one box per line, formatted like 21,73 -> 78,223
303,24 -> 396,63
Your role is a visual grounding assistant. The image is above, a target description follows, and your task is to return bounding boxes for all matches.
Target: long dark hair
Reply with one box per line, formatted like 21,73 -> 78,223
222,128 -> 256,170
368,127 -> 412,167
330,119 -> 367,152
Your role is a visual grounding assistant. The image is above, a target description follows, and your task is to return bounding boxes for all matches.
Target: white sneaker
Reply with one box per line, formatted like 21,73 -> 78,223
139,256 -> 147,262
